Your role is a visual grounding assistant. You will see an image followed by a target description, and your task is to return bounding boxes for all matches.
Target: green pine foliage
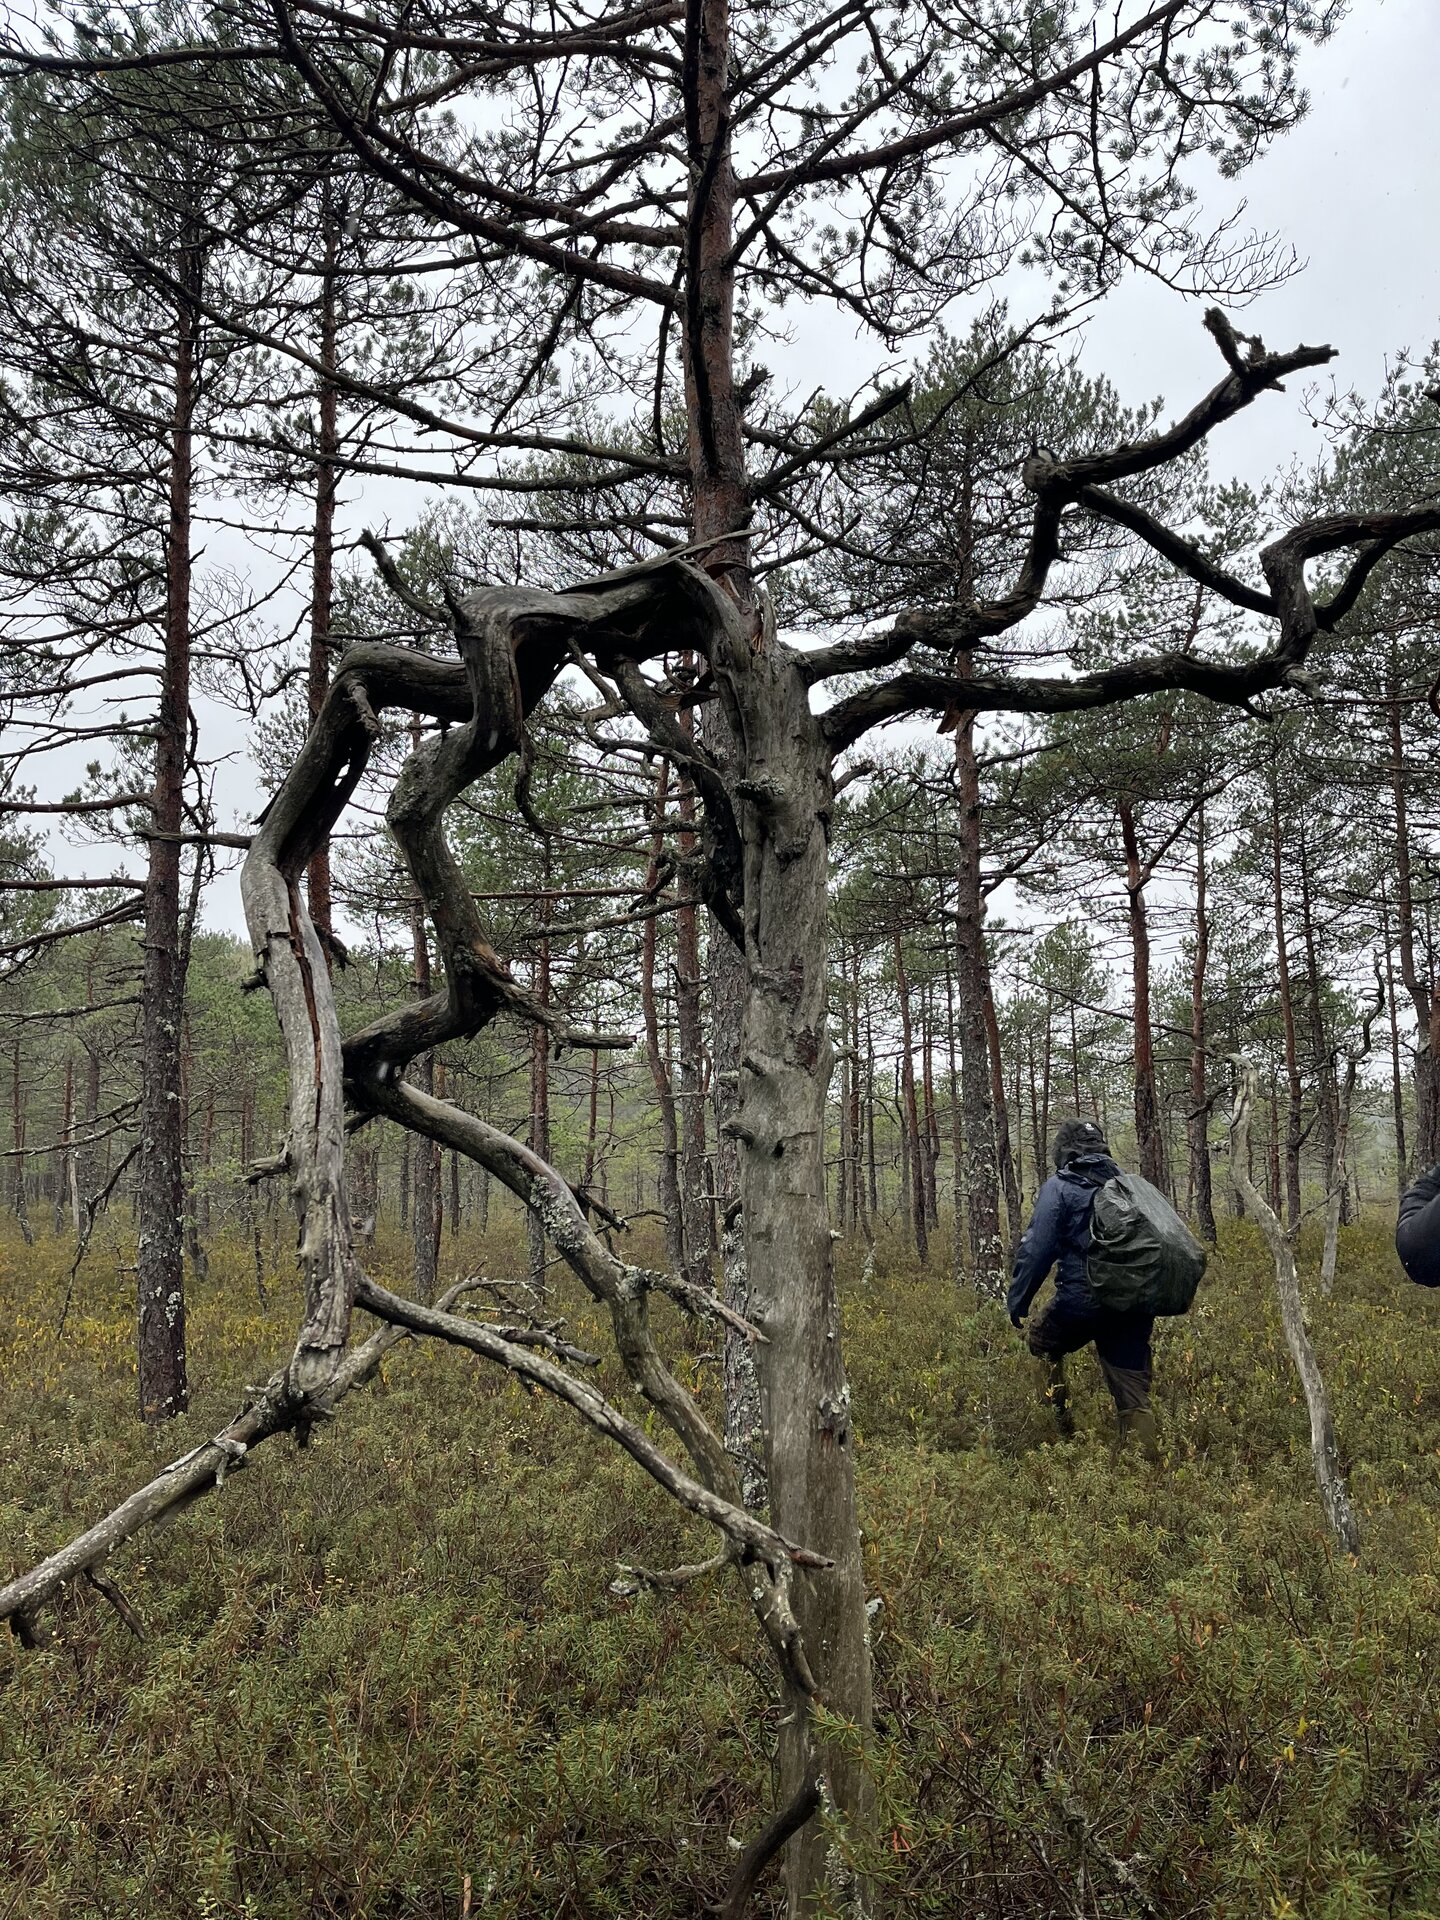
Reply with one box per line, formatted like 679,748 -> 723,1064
4,1220 -> 1440,1917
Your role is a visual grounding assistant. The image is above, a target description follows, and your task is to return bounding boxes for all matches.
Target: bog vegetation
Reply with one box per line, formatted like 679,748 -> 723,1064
5,1218 -> 1440,1918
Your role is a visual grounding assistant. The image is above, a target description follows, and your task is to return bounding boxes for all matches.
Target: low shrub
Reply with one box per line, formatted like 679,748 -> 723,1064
3,1219 -> 1439,1917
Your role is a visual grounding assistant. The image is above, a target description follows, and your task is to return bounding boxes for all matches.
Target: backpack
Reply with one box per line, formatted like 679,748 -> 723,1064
1396,1165 -> 1440,1287
1086,1173 -> 1207,1316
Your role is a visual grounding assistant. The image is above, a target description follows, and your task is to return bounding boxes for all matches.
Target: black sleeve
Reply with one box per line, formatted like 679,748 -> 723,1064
1396,1164 -> 1440,1287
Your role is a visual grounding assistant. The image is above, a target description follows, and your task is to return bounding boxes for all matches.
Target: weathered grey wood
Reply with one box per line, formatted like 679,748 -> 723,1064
1229,1058 -> 1360,1556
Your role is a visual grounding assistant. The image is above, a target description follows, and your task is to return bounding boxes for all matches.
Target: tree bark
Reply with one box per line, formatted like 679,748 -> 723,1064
676,756 -> 711,1288
641,763 -> 685,1270
952,680 -> 1003,1296
717,638 -> 874,1913
1389,668 -> 1440,1163
893,931 -> 927,1264
1230,1061 -> 1360,1555
1189,802 -> 1217,1242
306,211 -> 340,953
1119,800 -> 1166,1192
410,776 -> 440,1305
1269,751 -> 1304,1229
136,258 -> 197,1424
982,973 -> 1022,1247
526,864 -> 552,1298
1379,875 -> 1408,1194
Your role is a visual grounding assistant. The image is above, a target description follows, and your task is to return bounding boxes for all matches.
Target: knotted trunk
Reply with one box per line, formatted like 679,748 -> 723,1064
720,639 -> 874,1913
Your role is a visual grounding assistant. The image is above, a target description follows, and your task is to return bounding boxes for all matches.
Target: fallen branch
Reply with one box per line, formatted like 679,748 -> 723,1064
353,1277 -> 824,1579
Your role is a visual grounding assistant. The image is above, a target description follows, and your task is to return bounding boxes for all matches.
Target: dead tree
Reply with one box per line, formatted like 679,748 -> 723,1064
1229,1056 -> 1361,1555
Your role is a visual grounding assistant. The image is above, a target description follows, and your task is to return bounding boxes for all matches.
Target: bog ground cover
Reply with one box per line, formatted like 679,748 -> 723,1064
4,1220 -> 1439,1919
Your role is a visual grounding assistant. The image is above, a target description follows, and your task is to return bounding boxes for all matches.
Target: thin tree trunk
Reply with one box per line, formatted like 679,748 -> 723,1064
241,1087 -> 266,1308
1389,667 -> 1439,1163
54,1058 -> 74,1238
920,984 -> 940,1231
1119,800 -> 1165,1191
1230,1060 -> 1360,1554
953,680 -> 1003,1295
1189,803 -> 1217,1242
893,932 -> 927,1264
641,763 -> 685,1269
676,727 -> 712,1288
982,974 -> 1022,1247
526,860 -> 552,1298
1270,751 -> 1304,1228
136,255 -> 198,1423
1297,813 -> 1340,1215
944,939 -> 963,1278
410,775 -> 440,1304
306,214 -> 340,954
1379,874 -> 1408,1193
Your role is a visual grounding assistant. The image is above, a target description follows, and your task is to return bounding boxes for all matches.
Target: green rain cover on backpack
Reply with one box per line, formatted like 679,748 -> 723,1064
1087,1173 -> 1207,1316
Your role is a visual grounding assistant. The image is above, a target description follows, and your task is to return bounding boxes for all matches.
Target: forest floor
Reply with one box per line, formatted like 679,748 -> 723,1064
3,1217 -> 1440,1919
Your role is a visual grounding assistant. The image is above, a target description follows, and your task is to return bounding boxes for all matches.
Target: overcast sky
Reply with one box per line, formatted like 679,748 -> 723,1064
34,0 -> 1440,938
1080,0 -> 1440,482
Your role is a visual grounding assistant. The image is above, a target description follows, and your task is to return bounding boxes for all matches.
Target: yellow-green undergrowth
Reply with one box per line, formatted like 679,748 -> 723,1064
3,1219 -> 1440,1918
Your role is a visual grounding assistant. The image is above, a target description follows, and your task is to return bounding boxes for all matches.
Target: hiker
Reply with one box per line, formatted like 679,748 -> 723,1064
1396,1162 -> 1440,1287
1007,1118 -> 1203,1458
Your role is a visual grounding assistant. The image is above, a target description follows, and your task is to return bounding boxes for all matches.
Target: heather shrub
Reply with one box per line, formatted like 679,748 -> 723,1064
4,1219 -> 1440,1917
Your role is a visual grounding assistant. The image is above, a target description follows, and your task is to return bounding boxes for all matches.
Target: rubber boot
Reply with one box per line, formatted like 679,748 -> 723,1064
1040,1357 -> 1075,1439
1117,1406 -> 1160,1463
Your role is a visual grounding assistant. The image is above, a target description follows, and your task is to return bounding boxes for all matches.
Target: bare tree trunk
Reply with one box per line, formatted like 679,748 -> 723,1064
526,872 -> 551,1298
893,932 -> 927,1264
850,945 -> 868,1240
676,745 -> 712,1289
641,763 -> 685,1270
410,838 -> 440,1305
953,684 -> 1003,1296
1230,1060 -> 1360,1554
1119,801 -> 1165,1192
944,940 -> 963,1278
1297,813 -> 1341,1216
1379,875 -> 1408,1194
78,1039 -> 101,1240
836,940 -> 852,1234
1389,668 -> 1439,1163
306,213 -> 340,954
1321,984 -> 1382,1295
982,974 -> 1022,1248
920,985 -> 940,1231
1189,803 -> 1217,1242
53,1058 -> 74,1238
1270,753 -> 1304,1229
12,1040 -> 33,1245
136,260 -> 196,1424
721,644 -> 874,1913
240,1086 -> 266,1308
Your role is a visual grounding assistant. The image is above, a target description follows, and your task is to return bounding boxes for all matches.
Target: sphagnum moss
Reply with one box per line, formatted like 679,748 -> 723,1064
3,1220 -> 1440,1917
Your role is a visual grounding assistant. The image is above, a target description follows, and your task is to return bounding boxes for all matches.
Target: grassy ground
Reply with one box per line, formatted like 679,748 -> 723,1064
3,1217 -> 1440,1918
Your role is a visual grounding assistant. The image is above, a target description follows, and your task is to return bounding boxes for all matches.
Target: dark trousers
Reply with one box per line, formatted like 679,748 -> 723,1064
1026,1295 -> 1154,1415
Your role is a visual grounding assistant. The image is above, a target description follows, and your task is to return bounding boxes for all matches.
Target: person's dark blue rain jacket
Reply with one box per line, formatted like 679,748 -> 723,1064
1396,1163 -> 1440,1287
1006,1150 -> 1120,1324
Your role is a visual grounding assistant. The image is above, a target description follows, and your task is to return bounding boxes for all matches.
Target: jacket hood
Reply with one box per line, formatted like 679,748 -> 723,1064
1057,1152 -> 1120,1190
